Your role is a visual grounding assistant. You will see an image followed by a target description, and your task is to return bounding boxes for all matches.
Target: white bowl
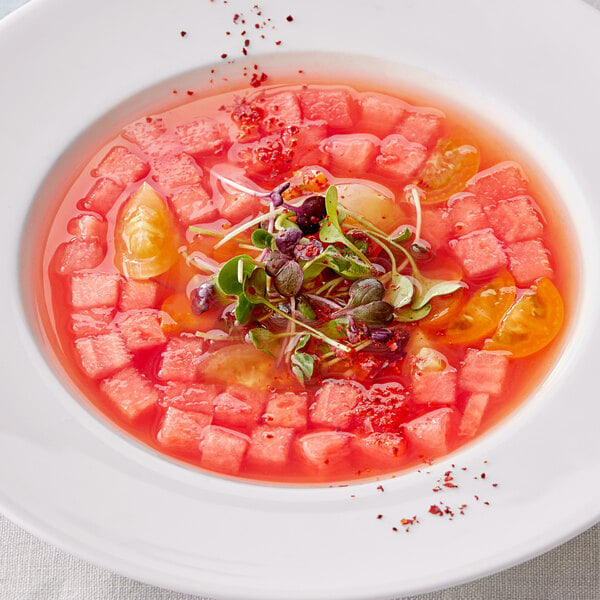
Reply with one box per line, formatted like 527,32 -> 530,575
1,0 -> 599,598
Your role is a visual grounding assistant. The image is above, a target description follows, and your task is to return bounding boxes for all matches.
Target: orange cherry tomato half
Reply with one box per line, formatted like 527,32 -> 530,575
416,139 -> 480,204
161,292 -> 218,334
437,270 -> 517,345
484,278 -> 564,358
420,288 -> 466,331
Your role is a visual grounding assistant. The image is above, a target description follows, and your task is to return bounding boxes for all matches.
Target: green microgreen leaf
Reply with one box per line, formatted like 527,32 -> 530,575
296,333 -> 311,351
347,278 -> 385,308
251,229 -> 274,249
274,211 -> 299,231
243,267 -> 267,304
218,255 -> 255,296
248,328 -> 280,356
296,297 -> 317,321
291,351 -> 315,385
394,303 -> 433,322
391,227 -> 412,243
235,295 -> 254,325
386,272 -> 414,309
411,278 -> 466,310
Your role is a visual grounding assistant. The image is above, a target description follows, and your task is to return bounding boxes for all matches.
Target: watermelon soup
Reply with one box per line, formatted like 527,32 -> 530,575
35,82 -> 573,484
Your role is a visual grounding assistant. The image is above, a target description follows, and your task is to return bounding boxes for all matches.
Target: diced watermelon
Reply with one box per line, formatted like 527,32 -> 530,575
78,178 -> 125,215
296,431 -> 353,469
70,272 -> 120,309
67,214 -> 108,241
100,366 -> 161,421
170,184 -> 218,226
175,118 -> 230,157
449,229 -> 508,280
53,238 -> 105,275
246,426 -> 295,468
309,380 -> 363,429
465,161 -> 528,207
299,88 -> 356,130
459,349 -> 509,395
352,432 -> 407,465
70,307 -> 115,337
322,134 -> 378,176
375,135 -> 428,182
121,117 -> 167,151
157,407 -> 212,453
213,385 -> 266,428
157,336 -> 205,382
420,207 -> 451,250
458,393 -> 489,438
506,239 -> 553,285
199,426 -> 250,474
357,92 -> 408,138
117,310 -> 167,351
259,91 -> 302,132
159,381 -> 218,414
403,408 -> 456,457
411,368 -> 457,405
485,195 -> 544,243
395,108 -> 444,147
283,121 -> 328,167
262,391 -> 308,430
93,146 -> 149,185
75,331 -> 132,379
220,192 -> 262,222
151,153 -> 202,189
446,193 -> 490,237
119,279 -> 159,312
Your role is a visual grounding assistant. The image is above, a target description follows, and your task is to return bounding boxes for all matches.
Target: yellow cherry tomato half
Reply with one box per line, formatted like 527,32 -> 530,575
438,270 -> 517,345
484,278 -> 564,358
415,139 -> 480,204
114,183 -> 179,279
160,292 -> 217,334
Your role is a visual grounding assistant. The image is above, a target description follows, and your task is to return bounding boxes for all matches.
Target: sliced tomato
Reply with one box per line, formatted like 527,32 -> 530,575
438,270 -> 517,345
188,232 -> 258,265
160,292 -> 217,334
114,183 -> 179,279
484,278 -> 564,358
420,287 -> 465,331
416,139 -> 480,204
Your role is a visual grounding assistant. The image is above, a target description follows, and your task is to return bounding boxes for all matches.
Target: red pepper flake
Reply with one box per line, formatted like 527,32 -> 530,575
474,495 -> 479,501
275,40 -> 282,45
298,69 -> 304,73
180,30 -> 187,37
481,473 -> 486,479
210,69 -> 215,74
376,514 -> 383,519
484,501 -> 490,506
244,39 -> 250,47
172,90 -> 178,94
254,23 -> 260,29
242,48 -> 247,55
250,71 -> 268,88
226,31 -> 231,35
220,53 -> 228,59
376,485 -> 384,492
233,13 -> 240,23
429,505 -> 444,516
443,482 -> 458,488
286,15 -> 294,22
392,527 -> 398,532
186,90 -> 194,96
492,483 -> 498,487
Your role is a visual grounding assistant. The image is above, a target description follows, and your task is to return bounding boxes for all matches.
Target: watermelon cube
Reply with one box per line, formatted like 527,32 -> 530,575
284,121 -> 328,167
157,407 -> 212,453
458,393 -> 489,438
170,184 -> 218,226
213,385 -> 266,428
119,279 -> 159,312
151,153 -> 202,189
157,336 -> 205,382
357,92 -> 408,138
78,177 -> 124,215
296,431 -> 353,469
246,426 -> 295,468
465,161 -> 528,207
220,192 -> 261,222
262,391 -> 308,430
75,331 -> 132,379
53,238 -> 105,275
309,380 -> 363,429
375,135 -> 428,182
70,272 -> 120,309
100,366 -> 161,421
159,381 -> 218,414
420,207 -> 451,250
403,407 -> 456,457
121,117 -> 167,151
411,368 -> 457,405
506,239 -> 553,285
117,310 -> 167,351
449,229 -> 508,280
70,307 -> 115,338
175,118 -> 229,157
352,432 -> 407,465
259,91 -> 302,132
459,349 -> 509,395
93,146 -> 149,185
322,135 -> 378,176
67,214 -> 108,241
199,426 -> 250,474
485,195 -> 544,243
395,108 -> 444,147
446,193 -> 490,237
299,88 -> 356,130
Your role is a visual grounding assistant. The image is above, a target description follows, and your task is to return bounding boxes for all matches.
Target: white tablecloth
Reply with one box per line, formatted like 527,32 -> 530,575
1,0 -> 598,597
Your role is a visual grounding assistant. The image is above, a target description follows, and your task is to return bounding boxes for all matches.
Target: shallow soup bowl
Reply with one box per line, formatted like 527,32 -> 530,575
1,0 -> 600,598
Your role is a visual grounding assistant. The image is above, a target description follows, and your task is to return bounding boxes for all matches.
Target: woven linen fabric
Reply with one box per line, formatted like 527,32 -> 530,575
1,0 -> 599,599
